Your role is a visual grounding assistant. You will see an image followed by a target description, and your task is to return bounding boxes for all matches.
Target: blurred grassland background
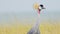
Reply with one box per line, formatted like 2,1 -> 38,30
0,11 -> 60,34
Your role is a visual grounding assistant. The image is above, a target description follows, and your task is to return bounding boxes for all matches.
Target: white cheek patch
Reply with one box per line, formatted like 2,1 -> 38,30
39,6 -> 42,9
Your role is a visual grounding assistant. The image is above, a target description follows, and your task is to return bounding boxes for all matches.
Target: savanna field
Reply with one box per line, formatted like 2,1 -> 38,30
0,19 -> 60,34
0,11 -> 60,34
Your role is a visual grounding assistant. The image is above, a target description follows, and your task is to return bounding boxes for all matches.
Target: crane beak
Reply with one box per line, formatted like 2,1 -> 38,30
42,7 -> 45,9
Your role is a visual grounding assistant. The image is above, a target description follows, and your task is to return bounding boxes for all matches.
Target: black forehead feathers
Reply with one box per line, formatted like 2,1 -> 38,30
40,4 -> 43,7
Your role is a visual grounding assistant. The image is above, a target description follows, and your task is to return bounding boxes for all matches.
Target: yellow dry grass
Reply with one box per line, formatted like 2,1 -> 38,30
0,22 -> 60,34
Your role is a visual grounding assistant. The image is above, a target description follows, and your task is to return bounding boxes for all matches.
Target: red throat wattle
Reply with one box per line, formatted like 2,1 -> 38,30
38,9 -> 41,14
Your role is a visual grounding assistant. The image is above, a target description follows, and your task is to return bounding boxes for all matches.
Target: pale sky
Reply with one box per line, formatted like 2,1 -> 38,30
0,0 -> 60,25
0,0 -> 60,12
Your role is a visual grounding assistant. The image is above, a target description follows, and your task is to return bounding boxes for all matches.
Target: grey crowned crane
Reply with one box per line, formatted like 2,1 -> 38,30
27,3 -> 45,34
